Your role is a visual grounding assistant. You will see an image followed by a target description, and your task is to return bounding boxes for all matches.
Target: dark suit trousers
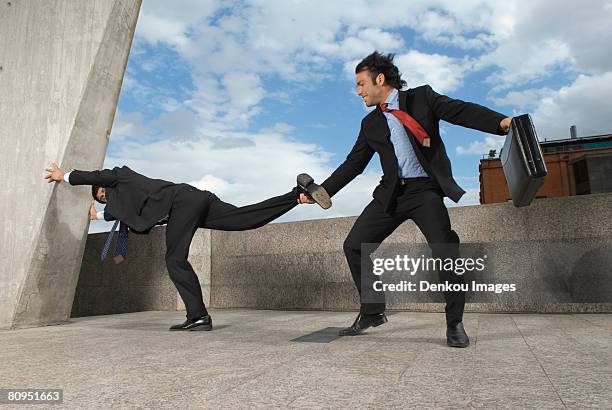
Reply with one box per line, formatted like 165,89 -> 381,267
165,185 -> 299,320
343,177 -> 464,327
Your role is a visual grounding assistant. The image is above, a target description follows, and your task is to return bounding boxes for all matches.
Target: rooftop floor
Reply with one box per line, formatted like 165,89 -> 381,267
1,310 -> 611,409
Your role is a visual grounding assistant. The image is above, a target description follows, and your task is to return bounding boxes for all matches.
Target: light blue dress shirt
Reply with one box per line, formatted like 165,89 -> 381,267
382,89 -> 428,178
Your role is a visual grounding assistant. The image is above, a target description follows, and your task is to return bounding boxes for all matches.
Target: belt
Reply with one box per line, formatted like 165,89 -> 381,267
398,177 -> 432,186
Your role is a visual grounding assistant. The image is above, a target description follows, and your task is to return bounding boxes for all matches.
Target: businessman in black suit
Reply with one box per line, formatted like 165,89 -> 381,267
299,51 -> 511,347
45,164 -> 327,331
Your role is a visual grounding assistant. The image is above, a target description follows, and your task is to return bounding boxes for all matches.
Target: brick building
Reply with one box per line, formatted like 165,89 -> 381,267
479,133 -> 612,204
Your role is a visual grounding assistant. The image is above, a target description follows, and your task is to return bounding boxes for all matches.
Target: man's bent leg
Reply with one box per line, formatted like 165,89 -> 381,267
339,199 -> 405,336
343,199 -> 405,315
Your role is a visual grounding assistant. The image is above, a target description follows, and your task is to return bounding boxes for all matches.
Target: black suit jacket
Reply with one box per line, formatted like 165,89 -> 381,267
69,166 -> 178,232
321,85 -> 507,212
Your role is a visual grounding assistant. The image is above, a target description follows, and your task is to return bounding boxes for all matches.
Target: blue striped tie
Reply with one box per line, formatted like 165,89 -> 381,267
101,221 -> 129,263
101,220 -> 119,261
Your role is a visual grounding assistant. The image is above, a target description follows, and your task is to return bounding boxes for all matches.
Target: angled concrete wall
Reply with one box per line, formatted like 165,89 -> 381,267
0,0 -> 141,329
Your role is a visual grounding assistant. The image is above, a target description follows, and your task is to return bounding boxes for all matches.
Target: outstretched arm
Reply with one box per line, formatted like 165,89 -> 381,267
45,162 -> 120,186
424,85 -> 511,135
320,125 -> 374,198
46,163 -> 117,221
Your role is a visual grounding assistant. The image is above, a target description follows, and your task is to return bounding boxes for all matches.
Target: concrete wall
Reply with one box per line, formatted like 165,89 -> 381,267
71,193 -> 612,316
210,193 -> 612,313
0,0 -> 141,329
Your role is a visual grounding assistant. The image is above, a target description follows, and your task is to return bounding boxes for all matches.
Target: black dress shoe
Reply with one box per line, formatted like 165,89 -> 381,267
169,315 -> 213,331
447,322 -> 469,347
338,313 -> 388,336
297,173 -> 332,209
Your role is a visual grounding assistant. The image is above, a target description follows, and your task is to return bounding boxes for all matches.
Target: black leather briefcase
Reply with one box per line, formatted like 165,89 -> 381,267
500,114 -> 547,207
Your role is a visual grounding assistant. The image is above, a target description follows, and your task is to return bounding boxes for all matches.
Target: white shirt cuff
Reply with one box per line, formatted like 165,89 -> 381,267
63,171 -> 71,184
96,211 -> 105,220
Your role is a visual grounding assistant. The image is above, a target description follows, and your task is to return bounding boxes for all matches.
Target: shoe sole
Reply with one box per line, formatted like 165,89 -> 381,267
447,340 -> 469,348
373,316 -> 388,327
298,174 -> 332,209
169,325 -> 213,331
307,185 -> 332,209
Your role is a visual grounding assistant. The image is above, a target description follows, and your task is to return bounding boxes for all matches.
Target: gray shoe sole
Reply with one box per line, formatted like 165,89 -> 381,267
297,173 -> 332,209
447,339 -> 469,348
307,185 -> 332,209
169,323 -> 213,331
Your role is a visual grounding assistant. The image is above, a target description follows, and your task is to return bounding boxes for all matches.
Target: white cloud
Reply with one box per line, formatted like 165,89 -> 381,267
473,1 -> 612,91
507,1 -> 612,75
492,87 -> 556,111
395,50 -> 469,93
260,122 -> 295,134
457,71 -> 612,153
222,72 -> 266,111
189,174 -> 231,193
150,109 -> 200,140
480,39 -> 574,92
456,134 -> 505,156
532,72 -> 612,140
423,0 -> 516,45
111,111 -> 151,141
135,0 -> 221,47
327,28 -> 405,60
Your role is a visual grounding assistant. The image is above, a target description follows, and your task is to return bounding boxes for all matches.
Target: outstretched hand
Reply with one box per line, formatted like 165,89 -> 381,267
297,193 -> 314,204
44,162 -> 65,183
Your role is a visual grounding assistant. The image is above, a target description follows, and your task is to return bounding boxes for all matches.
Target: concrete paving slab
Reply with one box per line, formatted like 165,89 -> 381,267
1,310 -> 611,408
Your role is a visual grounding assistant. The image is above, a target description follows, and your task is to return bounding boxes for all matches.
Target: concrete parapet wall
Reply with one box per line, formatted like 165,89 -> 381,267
210,193 -> 612,313
72,193 -> 612,316
72,229 -> 210,318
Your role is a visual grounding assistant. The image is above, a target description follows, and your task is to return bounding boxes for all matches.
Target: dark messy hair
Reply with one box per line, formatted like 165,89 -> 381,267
92,185 -> 101,203
355,51 -> 406,90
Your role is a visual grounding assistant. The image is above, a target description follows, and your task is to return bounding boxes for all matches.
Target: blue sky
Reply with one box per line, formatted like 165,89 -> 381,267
91,0 -> 612,231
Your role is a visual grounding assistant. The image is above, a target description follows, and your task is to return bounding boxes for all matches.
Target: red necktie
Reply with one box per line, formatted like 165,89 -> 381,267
380,102 -> 431,148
